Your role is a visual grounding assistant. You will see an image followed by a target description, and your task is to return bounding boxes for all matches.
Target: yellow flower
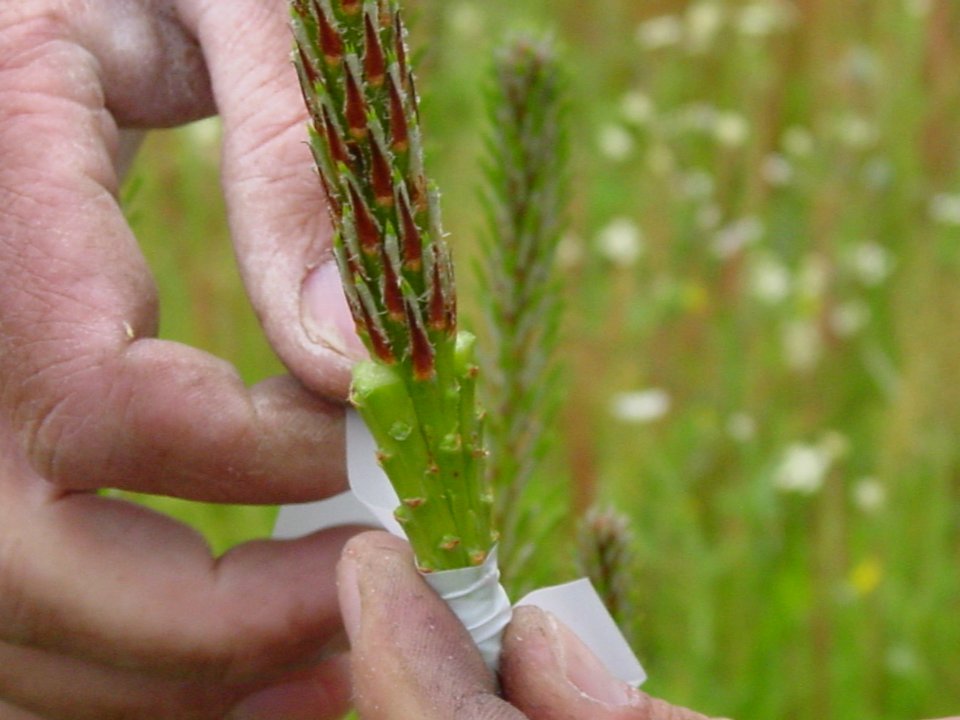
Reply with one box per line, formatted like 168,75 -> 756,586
849,557 -> 883,597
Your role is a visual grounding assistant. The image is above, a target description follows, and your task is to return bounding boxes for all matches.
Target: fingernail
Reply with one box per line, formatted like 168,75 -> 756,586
300,260 -> 367,360
546,612 -> 635,707
337,548 -> 363,645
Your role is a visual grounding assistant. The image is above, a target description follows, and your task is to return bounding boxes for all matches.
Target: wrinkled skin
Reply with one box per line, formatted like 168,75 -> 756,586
339,532 -> 728,720
0,0 -> 362,717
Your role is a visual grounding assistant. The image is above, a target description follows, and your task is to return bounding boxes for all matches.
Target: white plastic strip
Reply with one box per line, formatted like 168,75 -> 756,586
422,547 -> 513,672
273,410 -> 645,685
517,580 -> 646,686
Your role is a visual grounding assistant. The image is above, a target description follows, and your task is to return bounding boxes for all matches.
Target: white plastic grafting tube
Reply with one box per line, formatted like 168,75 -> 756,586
273,410 -> 646,686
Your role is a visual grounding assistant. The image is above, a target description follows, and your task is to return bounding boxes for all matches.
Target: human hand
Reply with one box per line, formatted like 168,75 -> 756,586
338,532 -> 723,720
0,0 -> 366,717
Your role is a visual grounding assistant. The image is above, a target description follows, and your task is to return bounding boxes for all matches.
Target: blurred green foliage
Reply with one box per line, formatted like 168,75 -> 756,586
124,1 -> 960,718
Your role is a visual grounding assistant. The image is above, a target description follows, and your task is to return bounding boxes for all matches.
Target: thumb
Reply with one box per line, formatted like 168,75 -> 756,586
337,532 -> 524,720
502,606 -> 720,720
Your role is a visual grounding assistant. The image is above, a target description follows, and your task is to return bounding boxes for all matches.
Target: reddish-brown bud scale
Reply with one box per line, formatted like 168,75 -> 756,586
344,67 -> 368,139
346,250 -> 365,282
445,296 -> 457,334
398,191 -> 422,270
387,74 -> 409,152
369,138 -> 394,207
364,313 -> 396,364
411,174 -> 428,212
393,13 -> 407,79
340,0 -> 361,15
348,183 -> 381,255
406,71 -> 420,121
296,44 -> 321,89
315,162 -> 342,215
316,8 -> 344,65
382,249 -> 405,321
428,256 -> 446,331
363,13 -> 387,87
321,106 -> 351,167
407,302 -> 436,381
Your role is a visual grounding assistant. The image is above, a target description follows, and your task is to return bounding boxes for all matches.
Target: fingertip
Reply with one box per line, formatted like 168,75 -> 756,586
341,532 -> 499,719
301,260 -> 368,363
336,531 -> 417,647
502,607 -> 641,716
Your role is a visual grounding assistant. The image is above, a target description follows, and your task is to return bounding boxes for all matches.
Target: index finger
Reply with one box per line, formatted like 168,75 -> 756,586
0,7 -> 344,501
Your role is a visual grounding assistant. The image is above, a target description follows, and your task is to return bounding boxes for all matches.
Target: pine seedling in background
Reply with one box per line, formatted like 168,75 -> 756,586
291,0 -> 495,572
576,505 -> 636,632
476,35 -> 569,590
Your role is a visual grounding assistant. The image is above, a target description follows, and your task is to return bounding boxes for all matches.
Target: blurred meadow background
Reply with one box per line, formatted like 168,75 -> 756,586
122,0 -> 960,718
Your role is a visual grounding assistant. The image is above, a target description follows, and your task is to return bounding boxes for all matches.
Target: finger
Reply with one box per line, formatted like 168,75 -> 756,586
225,656 -> 352,720
0,454 -> 356,683
176,0 -> 366,401
502,607 -> 717,720
337,532 -> 526,720
0,9 -> 348,501
0,642 -> 350,720
0,642 -> 241,720
0,701 -> 44,720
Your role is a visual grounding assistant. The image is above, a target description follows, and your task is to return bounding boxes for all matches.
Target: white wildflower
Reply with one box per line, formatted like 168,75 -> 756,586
782,125 -> 815,157
774,442 -> 832,494
595,218 -> 644,267
681,169 -> 715,200
679,102 -> 718,132
750,255 -> 791,303
904,0 -> 932,18
726,412 -> 757,442
782,319 -> 822,371
797,253 -> 829,301
830,300 -> 871,338
852,477 -> 887,513
648,143 -> 676,176
447,1 -> 484,37
848,241 -> 894,286
761,153 -> 795,186
713,111 -> 750,148
712,216 -> 764,259
862,156 -> 894,190
610,389 -> 672,423
736,1 -> 795,37
697,203 -> 723,231
929,193 -> 960,226
597,123 -> 635,162
841,45 -> 881,87
636,15 -> 684,50
685,1 -> 725,53
555,232 -> 585,270
621,91 -> 655,125
886,644 -> 920,677
834,114 -> 879,150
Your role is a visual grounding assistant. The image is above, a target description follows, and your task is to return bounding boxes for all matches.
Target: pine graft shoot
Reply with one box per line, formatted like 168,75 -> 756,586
291,0 -> 495,572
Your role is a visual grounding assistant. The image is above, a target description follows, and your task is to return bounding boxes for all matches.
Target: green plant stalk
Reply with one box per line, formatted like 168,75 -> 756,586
477,35 -> 568,584
291,0 -> 495,571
